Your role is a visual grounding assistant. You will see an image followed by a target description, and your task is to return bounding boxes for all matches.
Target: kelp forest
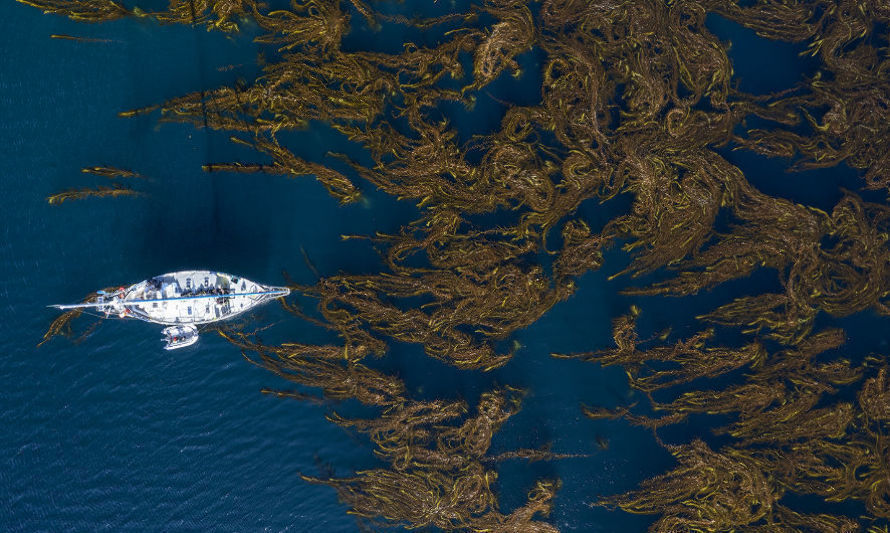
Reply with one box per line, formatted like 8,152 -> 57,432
28,0 -> 890,530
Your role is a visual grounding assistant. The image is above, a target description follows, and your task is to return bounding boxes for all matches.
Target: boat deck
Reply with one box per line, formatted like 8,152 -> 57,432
120,270 -> 288,325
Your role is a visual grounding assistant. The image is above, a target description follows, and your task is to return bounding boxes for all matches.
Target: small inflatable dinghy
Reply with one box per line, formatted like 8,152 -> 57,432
162,325 -> 199,350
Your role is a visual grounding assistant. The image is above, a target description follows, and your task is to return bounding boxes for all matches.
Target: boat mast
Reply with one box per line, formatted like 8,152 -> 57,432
50,301 -> 117,310
50,288 -> 289,311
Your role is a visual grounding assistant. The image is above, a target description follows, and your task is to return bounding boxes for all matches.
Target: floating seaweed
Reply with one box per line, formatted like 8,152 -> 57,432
555,310 -> 768,393
38,308 -> 84,347
220,327 -> 404,406
38,289 -> 114,346
17,0 -> 130,21
629,191 -> 890,344
50,33 -> 115,42
306,388 -> 560,531
46,183 -> 142,204
81,166 -> 142,179
204,136 -> 361,203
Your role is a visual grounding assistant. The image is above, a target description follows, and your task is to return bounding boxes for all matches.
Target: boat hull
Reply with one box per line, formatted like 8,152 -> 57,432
162,325 -> 199,350
117,270 -> 288,326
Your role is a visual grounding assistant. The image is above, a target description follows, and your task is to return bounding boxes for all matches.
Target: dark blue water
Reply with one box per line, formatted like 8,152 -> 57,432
2,3 -> 883,532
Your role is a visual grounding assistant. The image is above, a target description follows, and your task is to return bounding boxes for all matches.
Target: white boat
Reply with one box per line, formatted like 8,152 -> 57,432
51,270 -> 290,349
162,325 -> 199,350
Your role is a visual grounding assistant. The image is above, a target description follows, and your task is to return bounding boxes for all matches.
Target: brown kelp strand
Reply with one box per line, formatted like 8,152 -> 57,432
598,438 -> 865,531
751,367 -> 890,518
598,439 -> 778,531
466,1 -> 535,91
602,152 -> 747,280
150,0 -> 249,31
571,313 -> 890,527
328,399 -> 470,467
745,505 -> 860,533
81,166 -> 141,179
38,309 -> 85,347
306,388 -> 560,531
628,190 -> 890,345
298,266 -> 565,370
258,387 -> 327,404
329,388 -> 521,469
220,327 -> 405,406
46,184 -> 142,205
50,34 -> 116,42
554,310 -> 766,393
233,322 -> 564,530
488,446 -> 589,463
38,289 -> 116,346
623,181 -> 827,296
16,0 -> 130,21
698,193 -> 890,344
304,468 -> 559,532
18,0 -> 250,29
235,325 -> 564,530
730,367 -> 890,519
205,136 -> 361,203
291,220 -> 580,371
713,0 -> 890,192
566,317 -> 856,422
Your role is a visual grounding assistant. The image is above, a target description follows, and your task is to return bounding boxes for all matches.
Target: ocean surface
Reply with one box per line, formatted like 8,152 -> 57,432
1,2 -> 886,532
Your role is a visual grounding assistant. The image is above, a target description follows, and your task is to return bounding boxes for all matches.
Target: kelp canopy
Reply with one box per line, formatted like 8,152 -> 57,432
28,0 -> 890,530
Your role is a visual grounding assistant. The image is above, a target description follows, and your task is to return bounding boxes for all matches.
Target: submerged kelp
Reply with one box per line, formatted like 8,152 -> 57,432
25,0 -> 890,530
